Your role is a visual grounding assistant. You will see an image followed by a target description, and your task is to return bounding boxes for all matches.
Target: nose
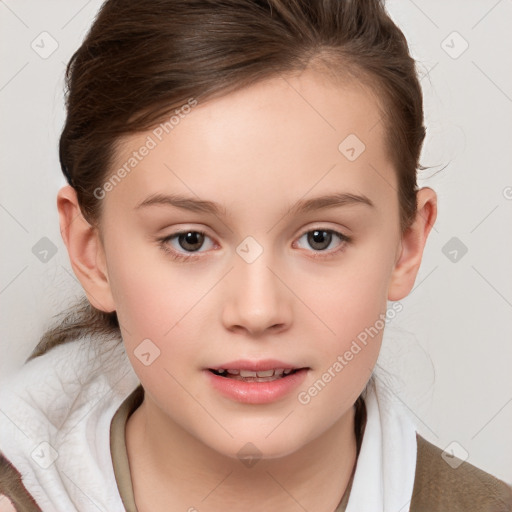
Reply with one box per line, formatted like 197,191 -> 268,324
221,249 -> 292,337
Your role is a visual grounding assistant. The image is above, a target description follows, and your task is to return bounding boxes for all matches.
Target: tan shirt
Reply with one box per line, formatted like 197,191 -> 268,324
2,384 -> 511,511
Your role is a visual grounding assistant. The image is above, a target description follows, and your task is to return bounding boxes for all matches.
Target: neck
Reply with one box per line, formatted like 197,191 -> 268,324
126,395 -> 359,512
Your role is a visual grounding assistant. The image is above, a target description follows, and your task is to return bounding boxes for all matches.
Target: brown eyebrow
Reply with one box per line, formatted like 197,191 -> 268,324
287,192 -> 374,215
135,193 -> 227,216
135,191 -> 374,217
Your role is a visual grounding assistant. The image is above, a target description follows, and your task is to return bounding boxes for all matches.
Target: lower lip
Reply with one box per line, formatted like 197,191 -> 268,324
204,369 -> 309,404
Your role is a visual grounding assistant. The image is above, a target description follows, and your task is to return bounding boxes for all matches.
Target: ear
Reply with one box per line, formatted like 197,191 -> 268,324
57,185 -> 116,313
387,187 -> 437,301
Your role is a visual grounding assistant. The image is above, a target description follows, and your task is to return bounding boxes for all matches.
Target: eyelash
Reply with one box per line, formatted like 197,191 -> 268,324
157,228 -> 352,262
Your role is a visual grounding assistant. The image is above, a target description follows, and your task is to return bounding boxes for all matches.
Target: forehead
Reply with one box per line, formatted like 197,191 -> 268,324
106,68 -> 396,218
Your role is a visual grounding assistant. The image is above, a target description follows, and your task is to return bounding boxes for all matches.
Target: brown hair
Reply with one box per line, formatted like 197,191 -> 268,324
28,0 -> 430,362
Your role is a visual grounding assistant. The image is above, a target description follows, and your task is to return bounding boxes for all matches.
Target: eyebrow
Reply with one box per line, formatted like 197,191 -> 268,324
135,191 -> 374,217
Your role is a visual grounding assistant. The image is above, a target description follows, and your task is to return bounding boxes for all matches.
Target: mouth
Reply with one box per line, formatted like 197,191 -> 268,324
208,367 -> 303,382
205,361 -> 310,403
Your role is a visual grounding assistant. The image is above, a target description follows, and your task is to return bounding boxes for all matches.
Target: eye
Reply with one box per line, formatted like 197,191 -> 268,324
158,230 -> 215,261
157,227 -> 351,262
294,228 -> 351,258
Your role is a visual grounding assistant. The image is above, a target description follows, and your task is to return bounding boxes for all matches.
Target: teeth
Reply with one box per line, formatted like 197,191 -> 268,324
255,369 -> 275,377
228,368 -> 293,378
239,370 -> 258,378
212,368 -> 298,379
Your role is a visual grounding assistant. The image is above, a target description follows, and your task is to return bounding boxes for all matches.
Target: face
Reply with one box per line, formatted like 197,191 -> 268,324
98,68 -> 402,460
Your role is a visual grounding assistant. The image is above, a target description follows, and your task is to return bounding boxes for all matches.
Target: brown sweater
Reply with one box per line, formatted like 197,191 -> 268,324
1,385 -> 511,511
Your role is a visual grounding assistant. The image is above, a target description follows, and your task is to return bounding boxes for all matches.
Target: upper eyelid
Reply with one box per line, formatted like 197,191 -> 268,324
166,220 -> 349,238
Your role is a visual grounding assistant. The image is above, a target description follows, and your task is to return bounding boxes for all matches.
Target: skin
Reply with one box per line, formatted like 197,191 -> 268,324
57,67 -> 437,511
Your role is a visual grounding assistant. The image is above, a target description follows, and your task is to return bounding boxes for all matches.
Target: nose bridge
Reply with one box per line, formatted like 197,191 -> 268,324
222,235 -> 291,334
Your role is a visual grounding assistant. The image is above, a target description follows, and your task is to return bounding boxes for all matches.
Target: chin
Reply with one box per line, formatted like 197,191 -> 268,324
201,428 -> 309,464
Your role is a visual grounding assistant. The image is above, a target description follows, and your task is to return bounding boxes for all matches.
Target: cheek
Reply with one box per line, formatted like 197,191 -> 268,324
296,266 -> 388,414
103,233 -> 186,366
105,227 -> 194,333
108,261 -> 169,337
297,241 -> 394,346
104,230 -> 222,378
107,253 -> 202,400
292,237 -> 394,406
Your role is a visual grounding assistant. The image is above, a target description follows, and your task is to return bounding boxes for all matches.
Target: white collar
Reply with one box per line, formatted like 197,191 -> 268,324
345,376 -> 418,512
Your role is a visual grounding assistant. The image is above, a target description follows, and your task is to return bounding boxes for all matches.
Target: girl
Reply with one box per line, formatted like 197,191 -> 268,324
1,0 -> 511,511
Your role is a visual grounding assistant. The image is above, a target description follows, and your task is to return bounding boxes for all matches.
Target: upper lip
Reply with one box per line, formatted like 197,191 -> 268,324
207,359 -> 307,372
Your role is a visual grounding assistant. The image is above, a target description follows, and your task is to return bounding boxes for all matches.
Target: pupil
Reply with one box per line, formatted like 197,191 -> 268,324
179,232 -> 204,251
309,230 -> 331,250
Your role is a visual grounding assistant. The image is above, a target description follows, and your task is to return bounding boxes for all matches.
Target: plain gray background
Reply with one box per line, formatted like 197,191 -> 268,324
1,0 -> 511,483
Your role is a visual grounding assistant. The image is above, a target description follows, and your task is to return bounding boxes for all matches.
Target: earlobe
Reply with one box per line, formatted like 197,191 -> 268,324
57,185 -> 116,313
387,187 -> 438,302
